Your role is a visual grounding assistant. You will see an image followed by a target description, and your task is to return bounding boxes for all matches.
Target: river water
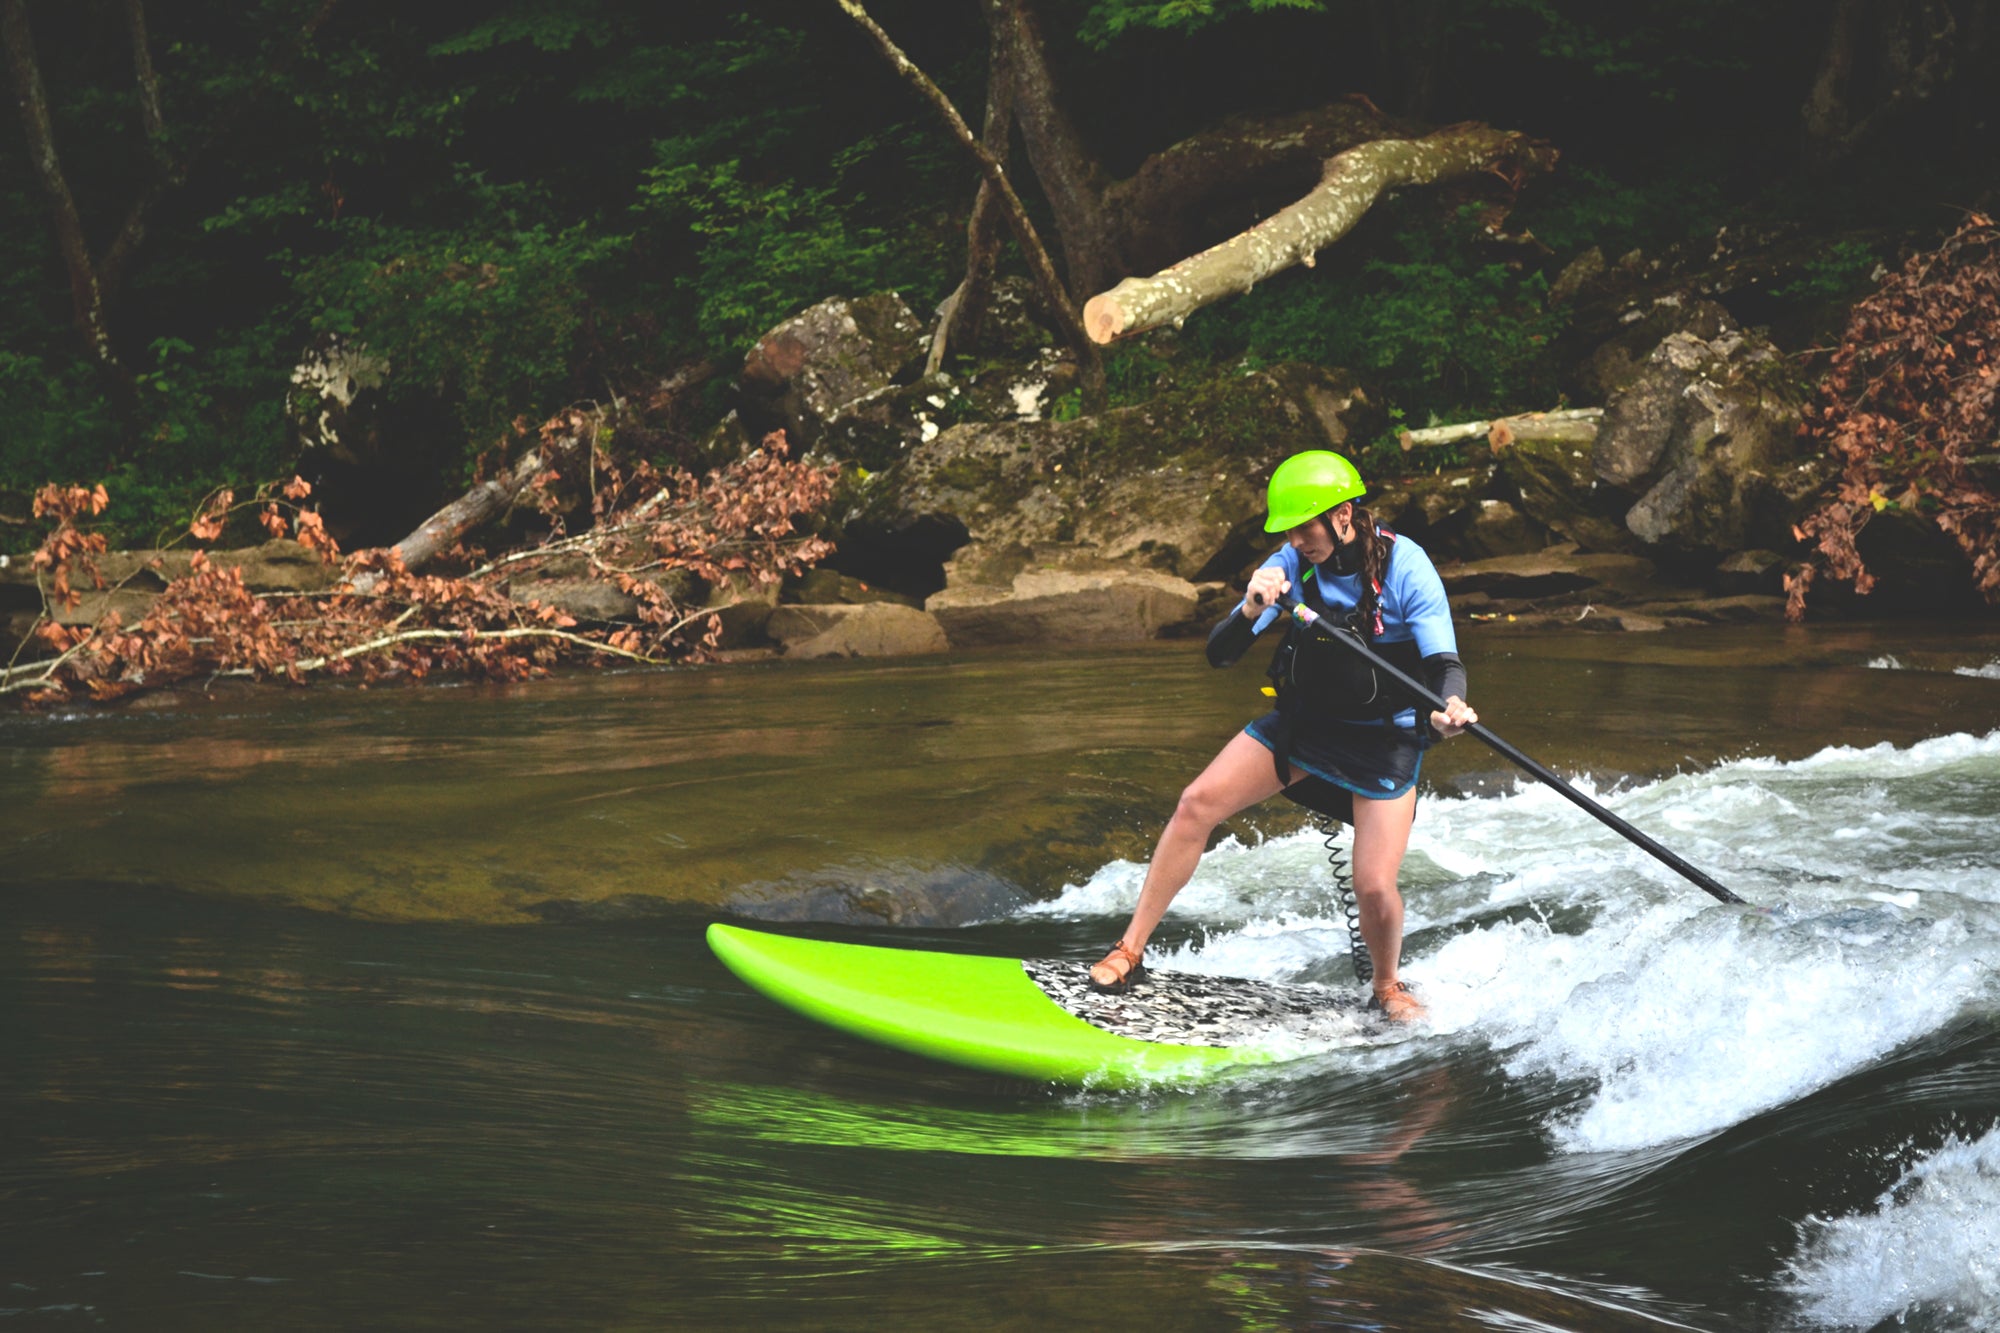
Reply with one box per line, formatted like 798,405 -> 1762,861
6,622 -> 2000,1330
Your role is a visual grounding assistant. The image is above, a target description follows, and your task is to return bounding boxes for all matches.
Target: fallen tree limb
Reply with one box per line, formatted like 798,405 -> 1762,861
1401,407 -> 1602,451
1082,124 -> 1556,344
349,408 -> 597,594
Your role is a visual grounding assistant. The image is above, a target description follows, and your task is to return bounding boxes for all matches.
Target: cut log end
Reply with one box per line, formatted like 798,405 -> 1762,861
1083,293 -> 1128,345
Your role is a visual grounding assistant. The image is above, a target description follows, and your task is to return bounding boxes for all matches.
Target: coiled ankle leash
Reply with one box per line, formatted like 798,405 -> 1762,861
1321,818 -> 1373,985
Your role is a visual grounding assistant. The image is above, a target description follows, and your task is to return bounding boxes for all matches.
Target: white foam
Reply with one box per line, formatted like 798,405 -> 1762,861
1019,731 -> 2000,1154
1785,1124 -> 2000,1329
1957,659 -> 2000,680
1427,900 -> 1989,1152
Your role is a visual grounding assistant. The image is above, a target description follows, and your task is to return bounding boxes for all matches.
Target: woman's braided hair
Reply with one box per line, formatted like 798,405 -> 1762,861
1341,502 -> 1391,634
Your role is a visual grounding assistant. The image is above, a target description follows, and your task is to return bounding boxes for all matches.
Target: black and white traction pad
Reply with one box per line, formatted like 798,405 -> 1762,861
1022,958 -> 1384,1048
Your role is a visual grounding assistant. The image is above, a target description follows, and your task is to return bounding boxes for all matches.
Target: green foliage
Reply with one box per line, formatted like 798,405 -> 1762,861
629,13 -> 958,359
0,354 -> 117,550
1772,238 -> 1884,304
1514,165 -> 1729,257
1102,342 -> 1179,407
428,6 -> 617,55
286,179 -> 622,454
1185,203 -> 1566,435
1477,0 -> 1765,102
1077,0 -> 1324,48
638,159 -> 900,359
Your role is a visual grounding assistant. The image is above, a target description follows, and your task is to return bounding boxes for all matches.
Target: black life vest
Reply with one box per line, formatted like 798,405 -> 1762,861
1265,543 -> 1424,727
1262,551 -> 1426,788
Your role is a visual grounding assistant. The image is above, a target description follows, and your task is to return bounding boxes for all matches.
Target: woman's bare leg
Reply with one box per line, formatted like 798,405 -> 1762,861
1350,786 -> 1418,994
1100,731 -> 1288,972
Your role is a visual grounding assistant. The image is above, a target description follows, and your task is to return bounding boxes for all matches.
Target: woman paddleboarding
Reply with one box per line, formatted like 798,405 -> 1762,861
1089,449 -> 1477,1021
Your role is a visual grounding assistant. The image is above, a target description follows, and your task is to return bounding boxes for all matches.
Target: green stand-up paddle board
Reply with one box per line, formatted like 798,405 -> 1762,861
706,922 -> 1383,1087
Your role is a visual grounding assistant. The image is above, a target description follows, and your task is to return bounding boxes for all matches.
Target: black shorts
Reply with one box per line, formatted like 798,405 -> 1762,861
1244,710 -> 1424,800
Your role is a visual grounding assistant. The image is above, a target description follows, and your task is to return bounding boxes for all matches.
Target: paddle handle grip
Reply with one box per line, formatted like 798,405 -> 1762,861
1278,598 -> 1746,905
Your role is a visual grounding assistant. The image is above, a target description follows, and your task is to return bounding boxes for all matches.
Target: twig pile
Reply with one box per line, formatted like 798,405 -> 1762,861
4,427 -> 834,705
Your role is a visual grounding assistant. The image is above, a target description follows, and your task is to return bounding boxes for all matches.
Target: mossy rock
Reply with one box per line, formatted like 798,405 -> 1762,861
845,362 -> 1377,589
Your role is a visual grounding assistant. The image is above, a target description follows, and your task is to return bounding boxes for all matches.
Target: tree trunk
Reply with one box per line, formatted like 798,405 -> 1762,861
1401,408 -> 1602,452
2,0 -> 129,384
1098,99 -> 1415,279
1365,0 -> 1453,120
1800,0 -> 1980,167
987,0 -> 1120,302
1082,125 -> 1557,344
926,6 -> 1017,374
837,0 -> 1104,409
1801,0 -> 1868,157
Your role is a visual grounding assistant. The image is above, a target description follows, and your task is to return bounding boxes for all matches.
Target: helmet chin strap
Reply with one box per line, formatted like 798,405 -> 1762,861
1326,529 -> 1362,576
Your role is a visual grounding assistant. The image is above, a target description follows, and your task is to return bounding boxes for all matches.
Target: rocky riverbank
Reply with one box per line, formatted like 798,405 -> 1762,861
7,226 -> 1992,677
686,233 -> 1987,659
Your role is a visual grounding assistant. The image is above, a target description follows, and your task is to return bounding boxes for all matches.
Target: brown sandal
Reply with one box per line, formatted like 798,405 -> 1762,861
1088,941 -> 1147,994
1369,979 -> 1427,1023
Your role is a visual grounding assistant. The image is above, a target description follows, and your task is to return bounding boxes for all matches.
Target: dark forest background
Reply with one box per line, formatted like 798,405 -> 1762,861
4,0 -> 1994,550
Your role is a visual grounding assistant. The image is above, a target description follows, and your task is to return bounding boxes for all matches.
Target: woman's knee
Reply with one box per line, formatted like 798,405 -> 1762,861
1171,778 -> 1233,831
1354,877 -> 1403,911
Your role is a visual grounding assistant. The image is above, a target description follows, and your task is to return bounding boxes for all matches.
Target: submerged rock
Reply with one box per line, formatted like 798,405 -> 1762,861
766,602 -> 948,659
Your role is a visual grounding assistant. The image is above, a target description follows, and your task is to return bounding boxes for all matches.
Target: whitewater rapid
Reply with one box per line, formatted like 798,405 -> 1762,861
1020,729 -> 2000,1325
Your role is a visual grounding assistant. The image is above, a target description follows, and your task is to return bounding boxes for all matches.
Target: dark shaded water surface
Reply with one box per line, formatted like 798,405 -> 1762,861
6,623 -> 2000,1329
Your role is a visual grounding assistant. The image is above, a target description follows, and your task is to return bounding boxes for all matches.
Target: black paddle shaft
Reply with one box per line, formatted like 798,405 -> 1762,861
1278,598 -> 1746,905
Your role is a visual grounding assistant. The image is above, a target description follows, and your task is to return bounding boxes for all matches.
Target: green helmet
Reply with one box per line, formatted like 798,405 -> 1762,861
1263,450 -> 1364,532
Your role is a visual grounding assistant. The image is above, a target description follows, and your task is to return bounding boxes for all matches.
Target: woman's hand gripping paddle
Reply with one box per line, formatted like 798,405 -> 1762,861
1278,597 -> 1747,905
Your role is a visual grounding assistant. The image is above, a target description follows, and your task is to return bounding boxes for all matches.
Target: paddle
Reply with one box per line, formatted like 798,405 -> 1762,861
1276,597 -> 1747,905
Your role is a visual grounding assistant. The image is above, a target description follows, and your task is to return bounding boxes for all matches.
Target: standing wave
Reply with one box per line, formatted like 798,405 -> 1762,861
1019,732 -> 2000,1154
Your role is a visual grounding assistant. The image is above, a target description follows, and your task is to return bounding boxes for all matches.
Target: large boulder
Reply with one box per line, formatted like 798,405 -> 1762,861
1570,295 -> 1735,403
738,293 -> 927,449
290,335 -> 391,466
1438,546 -> 1666,604
1592,329 -> 1817,564
1457,499 -> 1549,559
1364,466 -> 1495,549
927,567 -> 1199,647
844,363 -> 1379,608
1494,424 -> 1637,553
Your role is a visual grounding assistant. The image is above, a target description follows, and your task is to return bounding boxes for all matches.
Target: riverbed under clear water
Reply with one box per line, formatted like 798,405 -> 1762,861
6,622 -> 2000,1330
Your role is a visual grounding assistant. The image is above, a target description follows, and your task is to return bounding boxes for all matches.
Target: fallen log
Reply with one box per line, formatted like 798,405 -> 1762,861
1082,124 -> 1556,344
347,409 -> 596,595
1401,407 -> 1602,451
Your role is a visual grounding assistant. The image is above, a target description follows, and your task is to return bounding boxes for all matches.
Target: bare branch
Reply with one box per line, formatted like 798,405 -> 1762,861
1402,408 -> 1602,451
1083,125 -> 1556,344
835,0 -> 1105,410
123,0 -> 170,166
279,626 -> 668,675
